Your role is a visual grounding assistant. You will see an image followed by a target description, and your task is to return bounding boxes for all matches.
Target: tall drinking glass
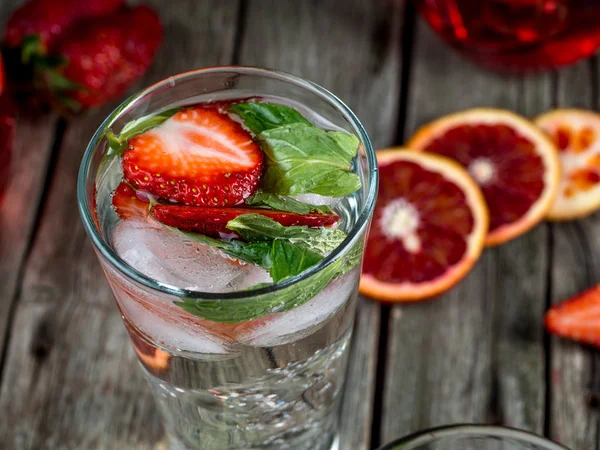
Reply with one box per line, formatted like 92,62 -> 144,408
378,424 -> 570,450
78,67 -> 377,450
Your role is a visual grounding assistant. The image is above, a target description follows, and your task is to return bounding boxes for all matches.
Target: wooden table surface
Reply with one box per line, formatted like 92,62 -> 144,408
0,1 -> 598,449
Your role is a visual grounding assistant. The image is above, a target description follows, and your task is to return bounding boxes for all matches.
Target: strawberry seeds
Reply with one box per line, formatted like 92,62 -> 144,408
122,107 -> 264,207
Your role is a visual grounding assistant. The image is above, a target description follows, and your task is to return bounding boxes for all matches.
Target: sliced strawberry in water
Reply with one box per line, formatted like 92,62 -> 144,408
111,181 -> 149,220
151,204 -> 338,238
122,315 -> 171,372
122,106 -> 263,207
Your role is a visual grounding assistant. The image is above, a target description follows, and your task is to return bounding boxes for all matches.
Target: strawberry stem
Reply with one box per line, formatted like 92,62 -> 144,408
20,35 -> 45,64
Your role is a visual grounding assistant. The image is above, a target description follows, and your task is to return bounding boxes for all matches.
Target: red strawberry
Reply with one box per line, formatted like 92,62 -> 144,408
0,94 -> 16,203
122,107 -> 264,207
43,5 -> 162,110
4,0 -> 124,51
545,284 -> 600,347
151,204 -> 339,238
112,181 -> 150,220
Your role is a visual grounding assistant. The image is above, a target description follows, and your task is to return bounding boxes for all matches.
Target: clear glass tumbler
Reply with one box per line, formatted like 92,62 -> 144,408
77,67 -> 378,450
378,424 -> 571,450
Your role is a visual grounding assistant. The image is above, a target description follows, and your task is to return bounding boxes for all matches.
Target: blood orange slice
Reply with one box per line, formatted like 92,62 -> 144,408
360,150 -> 488,302
407,109 -> 560,246
534,109 -> 600,220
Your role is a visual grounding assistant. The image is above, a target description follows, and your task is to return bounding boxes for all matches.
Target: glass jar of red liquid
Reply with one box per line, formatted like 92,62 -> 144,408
416,0 -> 600,71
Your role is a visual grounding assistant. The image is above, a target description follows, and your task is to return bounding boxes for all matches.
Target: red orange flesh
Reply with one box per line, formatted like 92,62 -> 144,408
360,150 -> 488,302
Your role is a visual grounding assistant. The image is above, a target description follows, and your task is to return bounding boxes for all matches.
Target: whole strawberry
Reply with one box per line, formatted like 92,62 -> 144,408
4,0 -> 124,53
40,5 -> 162,111
0,54 -> 15,203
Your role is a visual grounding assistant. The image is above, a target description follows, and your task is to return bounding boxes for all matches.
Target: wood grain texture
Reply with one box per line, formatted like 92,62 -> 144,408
0,0 -> 57,368
549,59 -> 600,450
0,2 -> 239,449
381,19 -> 549,443
238,1 -> 403,448
0,112 -> 56,360
492,74 -> 552,432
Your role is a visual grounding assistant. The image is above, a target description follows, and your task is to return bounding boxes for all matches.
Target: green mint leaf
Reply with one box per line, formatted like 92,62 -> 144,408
269,239 -> 322,282
229,102 -> 311,134
245,192 -> 333,214
226,214 -> 346,255
257,123 -> 361,197
224,241 -> 273,268
106,108 -> 181,157
174,256 -> 341,323
328,131 -> 361,159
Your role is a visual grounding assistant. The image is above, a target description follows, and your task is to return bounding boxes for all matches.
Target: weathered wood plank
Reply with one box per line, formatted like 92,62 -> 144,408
492,75 -> 552,432
0,2 -> 239,449
0,1 -> 57,368
238,1 -> 403,448
381,19 -> 550,443
549,59 -> 600,450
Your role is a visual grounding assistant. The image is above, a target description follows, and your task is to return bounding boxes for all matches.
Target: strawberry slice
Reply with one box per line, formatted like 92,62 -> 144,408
151,204 -> 338,238
122,107 -> 263,207
545,284 -> 600,347
112,182 -> 150,220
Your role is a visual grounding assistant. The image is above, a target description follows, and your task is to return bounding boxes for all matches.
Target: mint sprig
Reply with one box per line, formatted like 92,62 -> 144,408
230,102 -> 362,197
257,123 -> 361,197
246,192 -> 332,214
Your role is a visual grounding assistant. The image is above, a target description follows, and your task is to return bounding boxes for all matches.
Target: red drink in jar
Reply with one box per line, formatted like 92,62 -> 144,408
416,0 -> 600,71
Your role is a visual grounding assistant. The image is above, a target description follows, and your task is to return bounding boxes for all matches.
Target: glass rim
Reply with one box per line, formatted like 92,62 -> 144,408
77,66 -> 378,300
378,424 -> 570,450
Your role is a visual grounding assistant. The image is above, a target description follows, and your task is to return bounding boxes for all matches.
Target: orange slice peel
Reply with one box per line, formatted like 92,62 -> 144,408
535,109 -> 600,220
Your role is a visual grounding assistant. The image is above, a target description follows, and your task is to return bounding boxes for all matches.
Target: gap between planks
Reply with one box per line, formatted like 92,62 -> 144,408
0,119 -> 66,386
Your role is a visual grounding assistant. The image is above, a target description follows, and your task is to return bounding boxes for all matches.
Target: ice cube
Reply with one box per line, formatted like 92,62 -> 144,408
236,267 -> 360,347
102,261 -> 238,357
112,219 -> 270,292
291,193 -> 341,210
116,286 -> 237,356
